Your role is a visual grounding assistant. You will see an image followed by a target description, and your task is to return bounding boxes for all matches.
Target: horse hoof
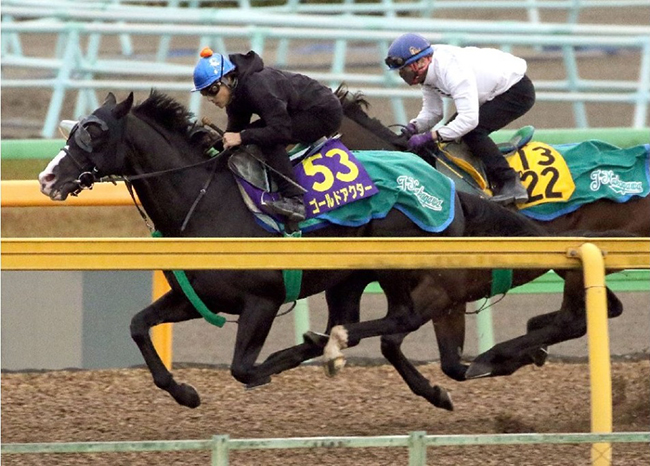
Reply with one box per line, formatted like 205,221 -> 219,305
465,361 -> 493,379
246,376 -> 271,390
531,347 -> 548,367
434,386 -> 454,411
304,330 -> 329,348
323,356 -> 346,378
174,383 -> 201,409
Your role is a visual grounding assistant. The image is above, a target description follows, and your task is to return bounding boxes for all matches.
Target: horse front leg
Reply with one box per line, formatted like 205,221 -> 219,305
465,285 -> 623,379
229,296 -> 283,388
130,291 -> 202,408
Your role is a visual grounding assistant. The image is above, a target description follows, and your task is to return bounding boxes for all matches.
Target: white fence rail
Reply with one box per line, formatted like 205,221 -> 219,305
3,431 -> 649,466
2,3 -> 650,136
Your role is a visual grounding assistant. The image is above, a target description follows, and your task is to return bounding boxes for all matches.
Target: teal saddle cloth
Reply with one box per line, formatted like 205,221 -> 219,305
306,150 -> 455,233
521,141 -> 650,221
244,150 -> 456,234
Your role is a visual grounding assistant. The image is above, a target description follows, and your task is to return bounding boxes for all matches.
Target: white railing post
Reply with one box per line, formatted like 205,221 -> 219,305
211,435 -> 230,466
408,430 -> 427,466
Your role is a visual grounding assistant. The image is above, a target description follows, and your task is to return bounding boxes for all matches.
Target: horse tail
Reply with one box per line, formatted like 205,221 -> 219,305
456,191 -> 548,238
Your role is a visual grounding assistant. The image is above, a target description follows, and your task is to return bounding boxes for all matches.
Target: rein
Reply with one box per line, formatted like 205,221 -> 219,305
117,149 -> 228,234
97,150 -> 224,184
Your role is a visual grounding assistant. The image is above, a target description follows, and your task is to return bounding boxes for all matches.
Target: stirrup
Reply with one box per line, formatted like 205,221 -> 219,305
497,125 -> 535,154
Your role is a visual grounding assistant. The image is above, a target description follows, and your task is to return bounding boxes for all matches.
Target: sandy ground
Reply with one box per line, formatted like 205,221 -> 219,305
2,361 -> 649,465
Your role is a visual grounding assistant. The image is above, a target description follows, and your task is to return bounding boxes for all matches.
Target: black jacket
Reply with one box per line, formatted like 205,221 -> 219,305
225,51 -> 338,147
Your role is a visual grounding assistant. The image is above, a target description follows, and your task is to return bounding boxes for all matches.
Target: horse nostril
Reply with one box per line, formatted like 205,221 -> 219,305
42,173 -> 55,183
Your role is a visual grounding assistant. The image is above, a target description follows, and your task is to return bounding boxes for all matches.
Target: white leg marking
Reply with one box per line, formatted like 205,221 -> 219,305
323,325 -> 349,377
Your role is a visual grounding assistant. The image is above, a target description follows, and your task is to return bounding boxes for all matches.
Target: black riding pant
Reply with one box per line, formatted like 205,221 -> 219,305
248,102 -> 343,197
459,75 -> 536,187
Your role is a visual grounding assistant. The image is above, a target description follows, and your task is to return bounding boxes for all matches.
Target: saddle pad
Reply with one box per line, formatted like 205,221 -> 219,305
514,141 -> 650,221
316,150 -> 455,233
237,149 -> 455,234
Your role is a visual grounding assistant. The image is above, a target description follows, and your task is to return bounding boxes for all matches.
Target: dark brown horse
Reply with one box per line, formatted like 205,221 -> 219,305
327,87 -> 647,406
38,90 -> 558,411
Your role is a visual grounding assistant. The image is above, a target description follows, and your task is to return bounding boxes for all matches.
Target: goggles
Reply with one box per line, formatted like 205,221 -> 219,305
385,56 -> 407,69
200,81 -> 222,97
385,45 -> 433,70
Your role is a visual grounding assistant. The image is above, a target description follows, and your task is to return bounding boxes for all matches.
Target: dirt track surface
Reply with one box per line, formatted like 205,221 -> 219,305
2,361 -> 649,465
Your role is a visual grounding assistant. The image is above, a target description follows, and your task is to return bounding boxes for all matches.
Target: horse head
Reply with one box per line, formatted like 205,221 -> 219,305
39,92 -> 134,200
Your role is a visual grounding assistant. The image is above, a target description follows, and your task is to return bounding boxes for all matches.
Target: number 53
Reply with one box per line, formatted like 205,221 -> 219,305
302,148 -> 359,192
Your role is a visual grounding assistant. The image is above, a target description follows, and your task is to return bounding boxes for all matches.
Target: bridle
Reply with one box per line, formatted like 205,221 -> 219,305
64,115 -> 224,193
63,113 -> 228,232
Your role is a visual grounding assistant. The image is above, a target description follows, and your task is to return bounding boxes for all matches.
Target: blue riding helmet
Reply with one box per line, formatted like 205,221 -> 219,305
191,47 -> 236,92
385,33 -> 433,70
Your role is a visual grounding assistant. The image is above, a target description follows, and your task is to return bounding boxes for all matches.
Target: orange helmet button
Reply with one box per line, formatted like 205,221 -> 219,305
200,47 -> 214,58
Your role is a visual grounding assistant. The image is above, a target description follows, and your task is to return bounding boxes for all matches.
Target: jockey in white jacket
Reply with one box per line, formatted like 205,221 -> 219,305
386,34 -> 535,205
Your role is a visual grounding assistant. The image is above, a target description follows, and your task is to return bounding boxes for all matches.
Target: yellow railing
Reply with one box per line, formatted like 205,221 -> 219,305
2,237 -> 648,270
1,180 -> 138,206
2,236 -> 648,466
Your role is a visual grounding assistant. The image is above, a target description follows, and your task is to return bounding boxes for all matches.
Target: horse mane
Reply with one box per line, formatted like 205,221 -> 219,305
133,90 -> 196,139
335,84 -> 405,145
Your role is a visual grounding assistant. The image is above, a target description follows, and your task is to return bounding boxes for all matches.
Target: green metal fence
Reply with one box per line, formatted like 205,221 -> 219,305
3,431 -> 649,465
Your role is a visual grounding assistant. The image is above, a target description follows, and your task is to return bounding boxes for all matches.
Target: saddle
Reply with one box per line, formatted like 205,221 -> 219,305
227,136 -> 332,193
433,125 -> 535,198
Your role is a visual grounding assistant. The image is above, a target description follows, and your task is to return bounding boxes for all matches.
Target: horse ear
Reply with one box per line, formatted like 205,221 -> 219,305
104,92 -> 117,106
112,92 -> 134,119
59,120 -> 78,138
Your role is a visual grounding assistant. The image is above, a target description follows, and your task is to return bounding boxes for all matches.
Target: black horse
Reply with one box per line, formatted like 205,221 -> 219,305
38,90 -> 553,410
328,88 -> 640,405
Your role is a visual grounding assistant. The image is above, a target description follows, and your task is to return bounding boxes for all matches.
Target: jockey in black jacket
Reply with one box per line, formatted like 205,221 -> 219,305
192,47 -> 343,222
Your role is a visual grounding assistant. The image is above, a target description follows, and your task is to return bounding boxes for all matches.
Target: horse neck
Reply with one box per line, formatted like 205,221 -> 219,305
338,117 -> 399,151
123,117 -> 257,237
338,107 -> 404,151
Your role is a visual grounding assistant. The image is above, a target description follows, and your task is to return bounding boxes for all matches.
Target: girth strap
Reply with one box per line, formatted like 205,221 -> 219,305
151,230 -> 226,327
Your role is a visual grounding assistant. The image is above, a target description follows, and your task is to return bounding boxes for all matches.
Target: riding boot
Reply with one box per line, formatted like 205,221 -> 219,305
263,195 -> 306,223
491,173 -> 529,205
259,144 -> 307,222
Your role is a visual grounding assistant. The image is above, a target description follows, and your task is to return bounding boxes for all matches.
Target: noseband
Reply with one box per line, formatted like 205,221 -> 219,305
64,115 -> 110,195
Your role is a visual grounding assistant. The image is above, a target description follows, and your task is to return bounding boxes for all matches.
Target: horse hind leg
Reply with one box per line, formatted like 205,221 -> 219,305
434,303 -> 470,381
380,332 -> 454,411
524,284 -> 624,368
322,272 -> 428,377
130,291 -> 202,408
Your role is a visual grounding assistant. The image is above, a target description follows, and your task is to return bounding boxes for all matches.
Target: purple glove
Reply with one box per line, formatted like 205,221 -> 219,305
400,122 -> 418,139
408,131 -> 434,150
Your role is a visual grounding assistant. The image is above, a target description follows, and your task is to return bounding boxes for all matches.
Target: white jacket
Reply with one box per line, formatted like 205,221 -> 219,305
411,45 -> 527,141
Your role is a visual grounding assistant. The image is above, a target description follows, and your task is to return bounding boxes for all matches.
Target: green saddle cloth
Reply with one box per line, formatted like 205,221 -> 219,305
520,141 -> 650,221
299,150 -> 456,233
